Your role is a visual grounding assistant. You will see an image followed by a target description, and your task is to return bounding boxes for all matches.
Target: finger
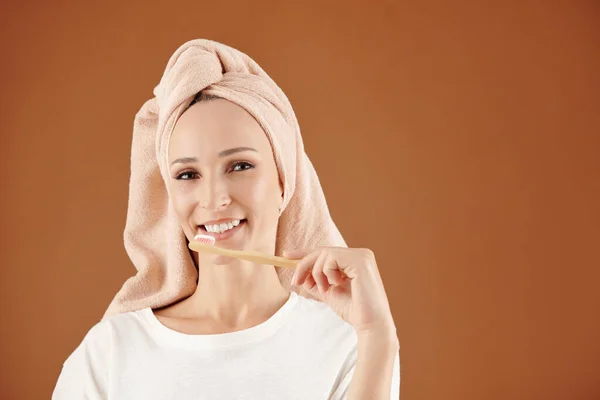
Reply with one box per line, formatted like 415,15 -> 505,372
303,274 -> 318,294
312,251 -> 330,293
291,250 -> 321,286
322,255 -> 344,286
283,249 -> 311,259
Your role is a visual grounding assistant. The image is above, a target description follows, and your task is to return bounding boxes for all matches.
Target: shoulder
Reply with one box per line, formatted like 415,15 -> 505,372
89,308 -> 149,340
61,309 -> 149,367
53,311 -> 147,398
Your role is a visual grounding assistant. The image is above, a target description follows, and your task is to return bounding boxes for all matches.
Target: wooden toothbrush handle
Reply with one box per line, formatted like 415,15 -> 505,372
238,252 -> 299,269
188,241 -> 299,269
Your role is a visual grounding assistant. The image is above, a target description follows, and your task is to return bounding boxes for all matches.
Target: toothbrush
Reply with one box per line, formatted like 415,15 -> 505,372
189,235 -> 299,269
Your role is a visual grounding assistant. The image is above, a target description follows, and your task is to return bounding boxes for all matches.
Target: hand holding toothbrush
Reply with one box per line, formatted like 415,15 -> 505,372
285,247 -> 397,338
189,237 -> 397,337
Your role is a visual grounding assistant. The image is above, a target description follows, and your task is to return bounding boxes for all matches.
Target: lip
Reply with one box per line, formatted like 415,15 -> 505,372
197,219 -> 246,242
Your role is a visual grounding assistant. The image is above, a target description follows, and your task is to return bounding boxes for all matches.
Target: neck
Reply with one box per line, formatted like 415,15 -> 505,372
184,254 -> 290,328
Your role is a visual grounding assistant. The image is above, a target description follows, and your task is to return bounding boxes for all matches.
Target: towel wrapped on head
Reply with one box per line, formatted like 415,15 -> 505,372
104,39 -> 346,319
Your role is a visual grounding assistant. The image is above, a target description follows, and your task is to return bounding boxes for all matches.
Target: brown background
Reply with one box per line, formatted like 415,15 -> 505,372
1,1 -> 599,399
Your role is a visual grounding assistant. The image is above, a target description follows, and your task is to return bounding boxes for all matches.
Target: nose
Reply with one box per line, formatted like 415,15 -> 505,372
197,175 -> 231,211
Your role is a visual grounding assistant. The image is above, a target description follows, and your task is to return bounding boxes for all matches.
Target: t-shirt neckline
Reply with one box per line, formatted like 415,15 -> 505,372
140,291 -> 299,350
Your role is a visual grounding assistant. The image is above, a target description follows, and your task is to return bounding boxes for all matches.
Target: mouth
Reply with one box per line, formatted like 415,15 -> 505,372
197,218 -> 247,241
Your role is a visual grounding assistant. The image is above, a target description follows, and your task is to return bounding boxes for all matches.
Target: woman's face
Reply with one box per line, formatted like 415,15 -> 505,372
168,98 -> 283,258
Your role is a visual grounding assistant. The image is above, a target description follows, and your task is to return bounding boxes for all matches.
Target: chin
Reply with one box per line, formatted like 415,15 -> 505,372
195,251 -> 239,266
209,254 -> 238,266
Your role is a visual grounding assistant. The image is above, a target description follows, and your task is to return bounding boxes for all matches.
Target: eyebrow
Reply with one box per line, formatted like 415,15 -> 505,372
170,147 -> 258,166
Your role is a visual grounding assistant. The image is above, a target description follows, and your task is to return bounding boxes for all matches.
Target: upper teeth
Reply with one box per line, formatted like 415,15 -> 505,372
205,219 -> 241,233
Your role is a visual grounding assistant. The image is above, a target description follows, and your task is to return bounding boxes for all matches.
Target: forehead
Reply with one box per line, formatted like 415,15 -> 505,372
169,99 -> 271,157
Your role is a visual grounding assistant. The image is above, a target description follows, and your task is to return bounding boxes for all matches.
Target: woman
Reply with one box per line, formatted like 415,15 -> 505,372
53,39 -> 400,399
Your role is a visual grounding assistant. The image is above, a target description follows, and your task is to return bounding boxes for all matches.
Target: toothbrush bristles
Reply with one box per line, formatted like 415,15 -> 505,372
193,234 -> 216,245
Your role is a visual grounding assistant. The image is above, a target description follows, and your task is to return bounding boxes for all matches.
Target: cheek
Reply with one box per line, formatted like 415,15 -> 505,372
232,174 -> 281,212
169,183 -> 197,223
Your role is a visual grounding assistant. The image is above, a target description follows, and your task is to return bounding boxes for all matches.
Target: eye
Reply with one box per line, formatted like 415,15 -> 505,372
175,171 -> 198,180
230,161 -> 255,172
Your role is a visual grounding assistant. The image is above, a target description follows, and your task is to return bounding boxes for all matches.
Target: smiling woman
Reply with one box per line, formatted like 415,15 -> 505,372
168,96 -> 283,264
52,39 -> 400,400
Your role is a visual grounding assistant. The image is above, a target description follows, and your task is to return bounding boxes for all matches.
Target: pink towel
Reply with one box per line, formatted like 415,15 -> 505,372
103,39 -> 346,318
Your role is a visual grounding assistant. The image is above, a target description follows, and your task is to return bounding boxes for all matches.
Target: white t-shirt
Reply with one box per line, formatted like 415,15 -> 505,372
53,292 -> 400,399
